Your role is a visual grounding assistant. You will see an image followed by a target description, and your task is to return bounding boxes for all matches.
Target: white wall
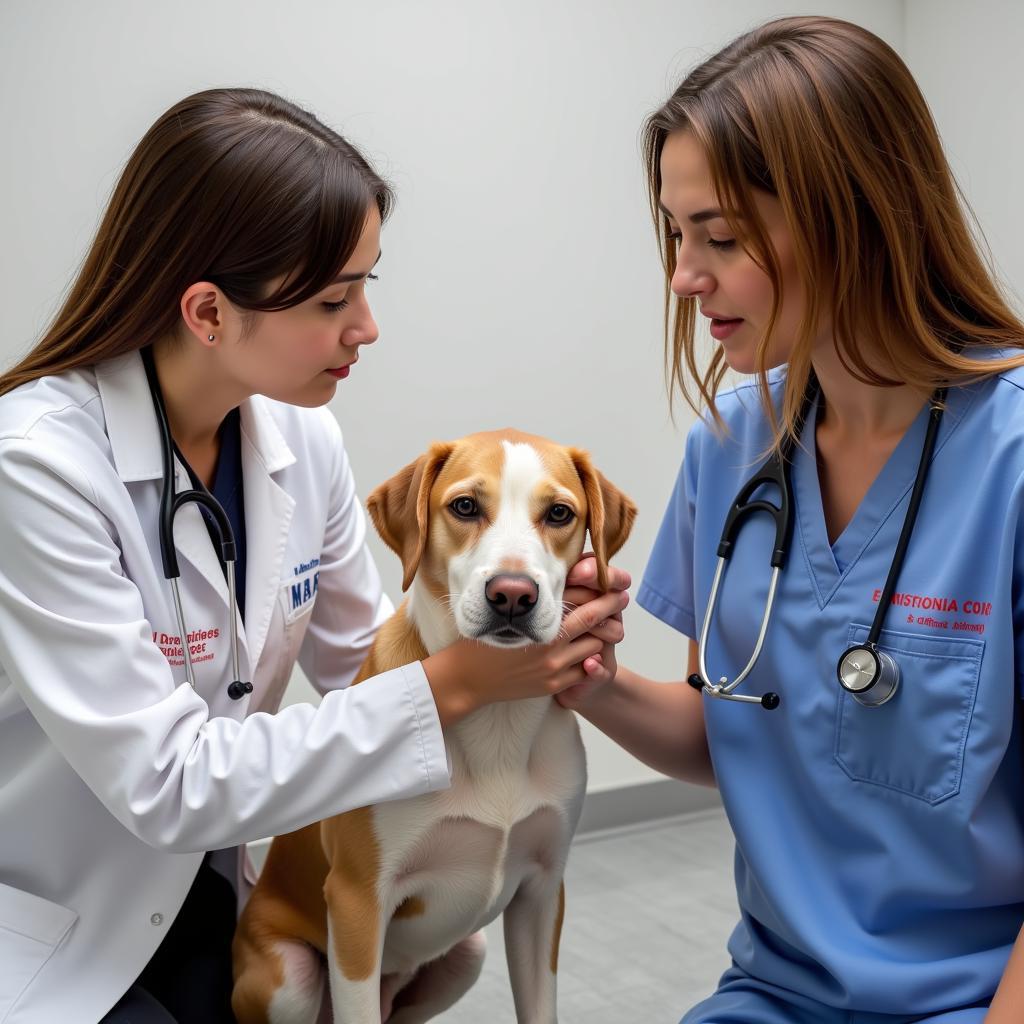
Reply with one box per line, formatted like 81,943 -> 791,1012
0,1 -> 904,791
903,0 -> 1024,320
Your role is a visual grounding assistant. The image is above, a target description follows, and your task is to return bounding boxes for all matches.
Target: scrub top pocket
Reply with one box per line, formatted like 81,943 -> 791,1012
833,624 -> 984,804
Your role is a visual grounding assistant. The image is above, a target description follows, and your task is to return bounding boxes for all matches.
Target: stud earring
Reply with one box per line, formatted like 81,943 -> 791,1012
208,334 -> 215,342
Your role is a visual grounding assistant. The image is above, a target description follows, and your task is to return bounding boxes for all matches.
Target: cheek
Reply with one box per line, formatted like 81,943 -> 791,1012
244,318 -> 327,370
546,522 -> 585,562
730,263 -> 776,324
543,523 -> 587,587
427,519 -> 480,587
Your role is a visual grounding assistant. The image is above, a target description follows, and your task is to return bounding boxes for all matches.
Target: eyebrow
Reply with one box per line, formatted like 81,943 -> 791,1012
658,201 -> 738,224
330,251 -> 382,284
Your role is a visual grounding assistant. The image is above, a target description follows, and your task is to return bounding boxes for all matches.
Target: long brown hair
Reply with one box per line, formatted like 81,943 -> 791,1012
643,16 -> 1024,444
0,88 -> 392,397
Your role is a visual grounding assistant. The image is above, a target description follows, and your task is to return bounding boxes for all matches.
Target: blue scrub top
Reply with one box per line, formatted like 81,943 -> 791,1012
637,362 -> 1024,1015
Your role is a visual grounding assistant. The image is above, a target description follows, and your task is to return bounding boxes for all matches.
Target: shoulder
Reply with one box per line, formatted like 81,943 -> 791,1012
959,353 -> 1024,437
685,371 -> 783,469
992,364 -> 1024,403
0,365 -> 105,445
0,367 -> 113,497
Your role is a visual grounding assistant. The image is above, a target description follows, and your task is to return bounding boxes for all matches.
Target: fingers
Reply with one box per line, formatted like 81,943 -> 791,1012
550,633 -> 604,674
554,653 -> 616,708
554,676 -> 601,708
560,590 -> 629,642
583,652 -> 616,684
562,585 -> 601,610
588,618 -> 624,644
566,554 -> 632,592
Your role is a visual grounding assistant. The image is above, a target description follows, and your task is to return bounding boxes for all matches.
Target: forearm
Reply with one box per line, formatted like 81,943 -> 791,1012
987,925 -> 1024,1022
574,664 -> 716,788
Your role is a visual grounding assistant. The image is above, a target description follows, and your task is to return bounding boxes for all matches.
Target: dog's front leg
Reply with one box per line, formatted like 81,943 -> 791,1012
324,868 -> 388,1024
503,872 -> 566,1023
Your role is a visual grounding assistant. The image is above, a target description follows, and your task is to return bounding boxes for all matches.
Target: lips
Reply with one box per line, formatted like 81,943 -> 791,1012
708,317 -> 743,341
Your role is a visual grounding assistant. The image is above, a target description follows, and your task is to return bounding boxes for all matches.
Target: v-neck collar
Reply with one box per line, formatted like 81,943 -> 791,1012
791,383 -> 975,608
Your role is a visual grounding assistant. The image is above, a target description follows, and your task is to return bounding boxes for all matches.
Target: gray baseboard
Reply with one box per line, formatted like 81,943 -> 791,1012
248,780 -> 721,870
576,778 -> 721,836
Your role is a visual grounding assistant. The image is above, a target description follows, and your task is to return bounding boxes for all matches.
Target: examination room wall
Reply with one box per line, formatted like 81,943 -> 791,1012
904,0 -> 1024,314
3,1 -> 906,799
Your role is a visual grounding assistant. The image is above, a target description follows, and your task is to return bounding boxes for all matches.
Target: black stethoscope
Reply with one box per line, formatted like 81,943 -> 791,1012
687,375 -> 947,711
141,347 -> 253,701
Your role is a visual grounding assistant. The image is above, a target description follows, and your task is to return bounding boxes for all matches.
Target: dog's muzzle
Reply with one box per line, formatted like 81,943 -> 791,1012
481,573 -> 540,643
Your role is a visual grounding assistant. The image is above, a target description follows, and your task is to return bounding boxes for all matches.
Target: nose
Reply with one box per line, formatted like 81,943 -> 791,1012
670,242 -> 714,299
485,574 -> 539,619
343,293 -> 379,348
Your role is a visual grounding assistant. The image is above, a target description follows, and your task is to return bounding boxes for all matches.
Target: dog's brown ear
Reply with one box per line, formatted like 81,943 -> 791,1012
367,442 -> 455,591
569,448 -> 637,591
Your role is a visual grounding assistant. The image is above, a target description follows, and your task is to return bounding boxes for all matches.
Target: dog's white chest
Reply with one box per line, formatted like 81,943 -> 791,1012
374,700 -> 585,974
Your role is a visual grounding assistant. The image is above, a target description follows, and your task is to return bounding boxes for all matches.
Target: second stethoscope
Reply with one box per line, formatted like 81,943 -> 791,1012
141,346 -> 253,701
687,375 -> 947,711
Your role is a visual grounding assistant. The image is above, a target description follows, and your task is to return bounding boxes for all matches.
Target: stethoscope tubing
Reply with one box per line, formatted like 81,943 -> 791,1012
698,560 -> 782,702
141,347 -> 250,699
692,376 -> 946,711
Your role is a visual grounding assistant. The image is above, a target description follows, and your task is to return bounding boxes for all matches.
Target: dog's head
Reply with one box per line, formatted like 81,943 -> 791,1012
367,429 -> 636,647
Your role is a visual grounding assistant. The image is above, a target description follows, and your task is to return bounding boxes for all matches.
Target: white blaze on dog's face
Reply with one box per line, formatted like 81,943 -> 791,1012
424,434 -> 589,646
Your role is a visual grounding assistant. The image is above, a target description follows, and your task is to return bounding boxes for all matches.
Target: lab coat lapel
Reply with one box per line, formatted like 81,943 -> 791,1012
239,396 -> 296,672
95,351 -> 296,678
96,351 -> 240,617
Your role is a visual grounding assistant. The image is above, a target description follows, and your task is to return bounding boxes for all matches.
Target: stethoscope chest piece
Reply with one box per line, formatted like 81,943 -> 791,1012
836,643 -> 900,707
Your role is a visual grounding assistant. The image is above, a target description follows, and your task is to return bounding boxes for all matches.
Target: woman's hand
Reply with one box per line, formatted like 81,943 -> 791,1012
422,561 -> 630,725
555,554 -> 631,711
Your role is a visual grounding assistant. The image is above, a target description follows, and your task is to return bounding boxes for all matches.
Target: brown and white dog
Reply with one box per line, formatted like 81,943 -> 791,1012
232,429 -> 636,1023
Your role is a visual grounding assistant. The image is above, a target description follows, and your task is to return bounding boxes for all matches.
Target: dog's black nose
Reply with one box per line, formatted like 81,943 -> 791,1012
485,574 -> 539,618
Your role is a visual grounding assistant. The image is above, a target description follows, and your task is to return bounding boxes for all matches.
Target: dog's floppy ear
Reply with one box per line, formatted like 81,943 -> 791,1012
569,448 -> 637,591
367,442 -> 455,592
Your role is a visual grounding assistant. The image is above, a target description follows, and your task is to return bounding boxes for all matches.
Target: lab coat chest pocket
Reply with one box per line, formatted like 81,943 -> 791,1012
254,573 -> 318,713
0,882 -> 78,1018
834,625 -> 984,804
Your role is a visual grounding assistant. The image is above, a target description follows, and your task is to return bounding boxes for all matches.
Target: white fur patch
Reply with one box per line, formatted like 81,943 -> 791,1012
449,441 -> 565,646
266,941 -> 324,1024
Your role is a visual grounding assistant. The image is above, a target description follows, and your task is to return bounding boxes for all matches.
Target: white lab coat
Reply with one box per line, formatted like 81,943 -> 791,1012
0,351 -> 451,1023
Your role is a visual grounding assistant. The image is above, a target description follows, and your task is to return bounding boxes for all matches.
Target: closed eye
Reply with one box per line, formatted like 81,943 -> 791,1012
667,230 -> 735,251
322,273 -> 378,313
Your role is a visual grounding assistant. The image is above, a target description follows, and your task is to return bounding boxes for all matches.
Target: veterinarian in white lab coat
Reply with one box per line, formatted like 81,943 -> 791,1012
0,88 -> 629,1024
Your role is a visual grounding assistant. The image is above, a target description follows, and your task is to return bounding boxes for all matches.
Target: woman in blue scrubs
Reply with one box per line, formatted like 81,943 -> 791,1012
559,16 -> 1024,1023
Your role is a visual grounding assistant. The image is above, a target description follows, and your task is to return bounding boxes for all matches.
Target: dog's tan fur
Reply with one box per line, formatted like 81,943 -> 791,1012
233,429 -> 635,1023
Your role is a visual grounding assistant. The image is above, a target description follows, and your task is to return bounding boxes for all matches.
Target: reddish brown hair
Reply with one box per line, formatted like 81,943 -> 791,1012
643,16 -> 1024,443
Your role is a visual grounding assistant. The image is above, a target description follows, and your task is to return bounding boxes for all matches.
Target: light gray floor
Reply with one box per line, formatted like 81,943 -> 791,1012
439,808 -> 738,1023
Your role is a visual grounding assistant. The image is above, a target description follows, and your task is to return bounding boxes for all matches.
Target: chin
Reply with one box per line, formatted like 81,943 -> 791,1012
720,343 -> 788,378
260,380 -> 336,408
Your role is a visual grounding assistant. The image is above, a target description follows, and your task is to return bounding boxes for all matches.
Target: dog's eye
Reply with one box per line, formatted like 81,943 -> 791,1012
450,497 -> 479,520
546,504 -> 575,526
